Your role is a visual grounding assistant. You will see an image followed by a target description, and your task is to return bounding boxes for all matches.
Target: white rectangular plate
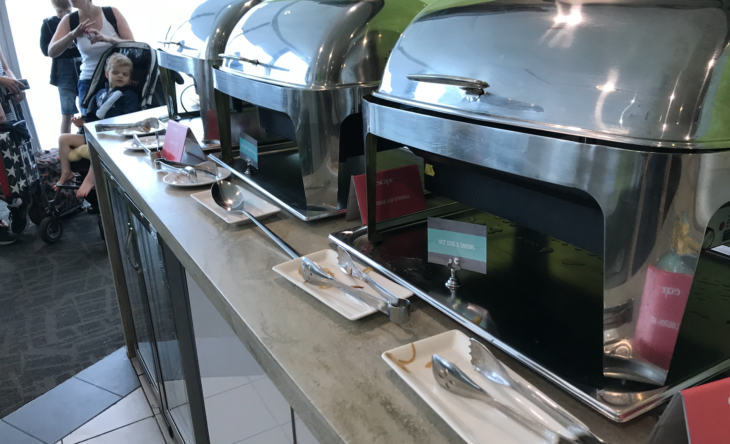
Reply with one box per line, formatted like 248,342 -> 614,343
272,249 -> 413,320
382,330 -> 574,444
191,186 -> 281,225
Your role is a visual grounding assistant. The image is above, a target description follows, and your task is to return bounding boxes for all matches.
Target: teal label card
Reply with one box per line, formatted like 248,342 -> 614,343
239,132 -> 258,169
427,217 -> 487,274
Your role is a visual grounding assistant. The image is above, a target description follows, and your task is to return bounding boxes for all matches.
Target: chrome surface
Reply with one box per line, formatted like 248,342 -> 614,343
156,160 -> 199,183
213,0 -> 432,218
469,339 -> 605,444
211,179 -> 300,259
445,258 -> 461,290
157,0 -> 260,143
336,246 -> 399,305
378,0 -> 730,149
300,257 -> 411,324
431,355 -> 569,444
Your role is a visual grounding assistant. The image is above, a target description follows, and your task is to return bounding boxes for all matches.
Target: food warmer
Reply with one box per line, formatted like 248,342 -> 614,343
211,0 -> 431,220
330,0 -> 730,422
157,0 -> 261,147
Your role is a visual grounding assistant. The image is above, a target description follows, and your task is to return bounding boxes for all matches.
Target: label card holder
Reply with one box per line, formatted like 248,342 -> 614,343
427,217 -> 487,274
239,132 -> 258,169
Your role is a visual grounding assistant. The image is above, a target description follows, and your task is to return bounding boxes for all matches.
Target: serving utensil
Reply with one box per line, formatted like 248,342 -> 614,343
96,117 -> 161,134
211,180 -> 300,259
157,159 -> 219,178
155,159 -> 198,183
300,257 -> 410,324
431,355 -> 574,444
336,246 -> 399,305
469,339 -> 605,444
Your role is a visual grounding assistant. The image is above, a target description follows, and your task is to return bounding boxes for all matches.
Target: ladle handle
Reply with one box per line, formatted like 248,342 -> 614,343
239,207 -> 300,259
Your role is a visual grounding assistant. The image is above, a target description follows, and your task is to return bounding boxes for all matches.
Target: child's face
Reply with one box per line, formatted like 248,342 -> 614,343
105,65 -> 132,88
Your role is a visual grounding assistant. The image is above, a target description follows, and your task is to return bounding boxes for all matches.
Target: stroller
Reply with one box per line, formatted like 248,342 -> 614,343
32,42 -> 163,244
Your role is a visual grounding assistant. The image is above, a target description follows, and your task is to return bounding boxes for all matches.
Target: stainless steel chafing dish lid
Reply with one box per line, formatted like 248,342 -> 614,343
221,0 -> 430,89
159,0 -> 252,60
376,0 -> 730,149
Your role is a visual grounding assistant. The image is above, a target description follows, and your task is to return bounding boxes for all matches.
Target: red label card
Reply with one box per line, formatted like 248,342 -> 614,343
161,121 -> 189,162
683,378 -> 730,444
353,165 -> 426,225
206,109 -> 220,140
634,265 -> 694,370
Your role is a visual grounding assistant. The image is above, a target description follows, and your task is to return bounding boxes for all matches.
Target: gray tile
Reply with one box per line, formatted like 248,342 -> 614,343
3,378 -> 120,444
0,420 -> 43,444
81,417 -> 165,444
252,378 -> 291,426
75,348 -> 140,397
237,426 -> 290,444
294,417 -> 320,444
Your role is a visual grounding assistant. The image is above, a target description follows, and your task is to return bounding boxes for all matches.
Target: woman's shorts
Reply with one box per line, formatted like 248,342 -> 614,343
56,58 -> 79,115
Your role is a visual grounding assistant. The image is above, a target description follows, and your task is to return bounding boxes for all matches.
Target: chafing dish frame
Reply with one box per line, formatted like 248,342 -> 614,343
212,67 -> 376,221
157,0 -> 256,147
329,93 -> 730,422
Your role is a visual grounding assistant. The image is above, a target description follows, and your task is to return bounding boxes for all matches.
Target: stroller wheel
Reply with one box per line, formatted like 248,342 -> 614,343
39,216 -> 64,244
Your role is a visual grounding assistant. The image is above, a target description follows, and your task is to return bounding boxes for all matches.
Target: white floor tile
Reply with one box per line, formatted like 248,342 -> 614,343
252,378 -> 291,426
236,426 -> 290,444
281,423 -> 293,444
202,376 -> 250,399
138,374 -> 161,415
295,418 -> 320,444
62,388 -> 153,444
205,383 -> 278,444
81,417 -> 165,444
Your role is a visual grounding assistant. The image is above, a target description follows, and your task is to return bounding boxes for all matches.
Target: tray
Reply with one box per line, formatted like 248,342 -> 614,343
272,249 -> 413,320
191,187 -> 280,225
382,330 -> 574,444
121,135 -> 166,151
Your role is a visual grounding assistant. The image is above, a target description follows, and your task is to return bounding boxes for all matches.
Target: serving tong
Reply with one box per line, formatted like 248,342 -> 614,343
430,344 -> 606,444
96,117 -> 161,134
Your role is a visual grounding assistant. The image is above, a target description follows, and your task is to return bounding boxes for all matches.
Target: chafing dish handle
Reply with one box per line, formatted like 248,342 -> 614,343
407,74 -> 490,90
218,53 -> 260,66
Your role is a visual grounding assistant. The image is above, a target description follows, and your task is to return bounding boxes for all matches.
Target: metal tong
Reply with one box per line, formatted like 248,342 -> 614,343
431,355 -> 575,444
155,159 -> 198,183
336,247 -> 400,305
96,117 -> 161,134
157,159 -> 219,179
469,339 -> 605,444
300,257 -> 410,324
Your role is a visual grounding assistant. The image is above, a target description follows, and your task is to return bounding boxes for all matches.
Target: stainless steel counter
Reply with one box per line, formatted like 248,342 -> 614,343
87,108 -> 660,444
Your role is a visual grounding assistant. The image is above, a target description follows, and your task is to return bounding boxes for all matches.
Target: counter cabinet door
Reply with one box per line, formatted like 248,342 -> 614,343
131,214 -> 200,444
104,170 -> 162,395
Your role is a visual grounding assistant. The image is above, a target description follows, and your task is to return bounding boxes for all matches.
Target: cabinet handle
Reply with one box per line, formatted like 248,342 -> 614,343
407,74 -> 490,102
125,224 -> 141,272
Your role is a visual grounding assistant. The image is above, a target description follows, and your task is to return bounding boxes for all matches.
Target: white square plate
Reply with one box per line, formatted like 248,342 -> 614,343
382,330 -> 574,444
272,249 -> 413,320
191,186 -> 280,225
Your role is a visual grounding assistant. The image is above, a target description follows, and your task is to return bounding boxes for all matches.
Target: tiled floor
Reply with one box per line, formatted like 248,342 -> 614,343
0,345 -> 320,444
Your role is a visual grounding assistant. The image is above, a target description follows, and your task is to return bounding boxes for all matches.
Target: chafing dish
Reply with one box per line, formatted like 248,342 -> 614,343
211,0 -> 431,221
330,0 -> 730,422
157,0 -> 260,146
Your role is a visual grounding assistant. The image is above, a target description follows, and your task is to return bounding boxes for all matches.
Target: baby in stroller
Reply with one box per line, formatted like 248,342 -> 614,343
56,52 -> 139,198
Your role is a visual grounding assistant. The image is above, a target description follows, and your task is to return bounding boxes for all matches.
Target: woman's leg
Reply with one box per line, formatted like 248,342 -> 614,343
55,134 -> 85,189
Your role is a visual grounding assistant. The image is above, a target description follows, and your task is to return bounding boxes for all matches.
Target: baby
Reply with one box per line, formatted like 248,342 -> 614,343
56,53 -> 140,198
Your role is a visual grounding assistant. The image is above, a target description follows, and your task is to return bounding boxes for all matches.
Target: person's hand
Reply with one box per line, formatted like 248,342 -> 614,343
88,30 -> 114,45
12,91 -> 25,104
72,115 -> 85,127
0,76 -> 24,95
72,19 -> 96,39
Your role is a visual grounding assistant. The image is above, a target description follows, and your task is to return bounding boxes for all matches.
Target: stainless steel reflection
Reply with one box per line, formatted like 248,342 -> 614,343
378,0 -> 730,149
157,0 -> 260,144
213,0 -> 431,219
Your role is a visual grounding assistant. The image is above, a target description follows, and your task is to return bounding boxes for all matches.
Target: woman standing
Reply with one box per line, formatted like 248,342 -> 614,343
48,0 -> 134,115
41,0 -> 82,134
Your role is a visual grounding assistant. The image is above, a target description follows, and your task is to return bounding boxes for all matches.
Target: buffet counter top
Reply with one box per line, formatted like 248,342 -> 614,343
87,108 -> 658,444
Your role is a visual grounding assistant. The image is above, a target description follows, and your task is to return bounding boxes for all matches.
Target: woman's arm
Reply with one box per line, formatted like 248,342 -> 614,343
0,47 -> 25,102
48,15 -> 95,58
89,8 -> 134,45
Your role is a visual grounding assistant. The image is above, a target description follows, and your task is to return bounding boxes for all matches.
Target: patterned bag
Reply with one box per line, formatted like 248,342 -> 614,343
0,125 -> 39,209
35,149 -> 84,215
